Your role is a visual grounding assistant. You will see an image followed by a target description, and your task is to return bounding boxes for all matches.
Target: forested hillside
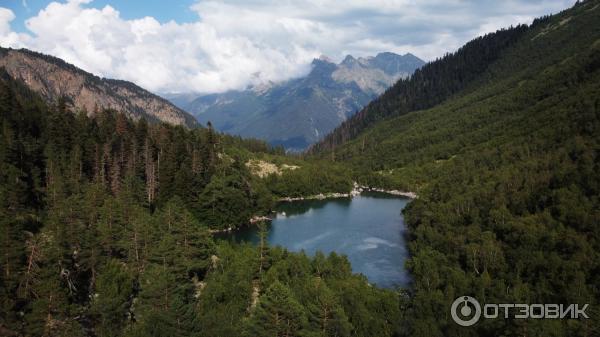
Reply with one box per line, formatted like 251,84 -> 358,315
313,1 -> 600,336
310,19 -> 535,153
0,72 -> 401,337
0,47 -> 198,128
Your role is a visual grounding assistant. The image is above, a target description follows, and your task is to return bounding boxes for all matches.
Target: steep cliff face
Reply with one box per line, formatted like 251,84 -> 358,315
0,47 -> 198,128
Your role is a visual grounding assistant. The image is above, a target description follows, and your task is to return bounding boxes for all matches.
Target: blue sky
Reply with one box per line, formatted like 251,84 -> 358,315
0,0 -> 575,94
6,0 -> 199,32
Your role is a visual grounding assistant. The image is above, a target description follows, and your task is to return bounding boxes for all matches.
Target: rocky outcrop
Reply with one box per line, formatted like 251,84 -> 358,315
0,47 -> 198,128
278,182 -> 417,202
245,159 -> 300,178
366,187 -> 417,199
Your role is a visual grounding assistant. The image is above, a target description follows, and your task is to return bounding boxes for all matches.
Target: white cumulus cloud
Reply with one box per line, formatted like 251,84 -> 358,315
0,0 -> 574,94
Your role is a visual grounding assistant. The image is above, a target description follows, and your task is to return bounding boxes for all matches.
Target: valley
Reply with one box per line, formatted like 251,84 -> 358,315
167,52 -> 424,151
0,1 -> 598,337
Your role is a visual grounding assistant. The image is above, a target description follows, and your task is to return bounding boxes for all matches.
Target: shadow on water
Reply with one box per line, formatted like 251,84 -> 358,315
276,197 -> 351,216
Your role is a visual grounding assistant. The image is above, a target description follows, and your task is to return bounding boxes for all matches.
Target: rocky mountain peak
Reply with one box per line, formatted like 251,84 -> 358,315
316,55 -> 334,63
341,55 -> 358,66
169,51 -> 425,151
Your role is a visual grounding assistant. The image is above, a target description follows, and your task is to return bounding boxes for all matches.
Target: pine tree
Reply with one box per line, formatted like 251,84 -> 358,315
305,279 -> 352,337
91,259 -> 134,337
246,281 -> 307,337
23,229 -> 85,337
144,138 -> 157,204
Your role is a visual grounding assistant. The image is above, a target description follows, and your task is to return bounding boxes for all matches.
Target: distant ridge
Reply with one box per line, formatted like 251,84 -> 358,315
168,52 -> 424,151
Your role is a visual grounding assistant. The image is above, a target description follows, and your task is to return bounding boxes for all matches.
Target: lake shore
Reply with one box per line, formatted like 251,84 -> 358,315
278,183 -> 417,202
208,215 -> 272,234
210,185 -> 416,234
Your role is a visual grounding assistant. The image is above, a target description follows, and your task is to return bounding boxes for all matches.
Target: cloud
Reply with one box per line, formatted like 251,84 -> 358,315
0,8 -> 15,35
0,8 -> 29,46
0,0 -> 574,93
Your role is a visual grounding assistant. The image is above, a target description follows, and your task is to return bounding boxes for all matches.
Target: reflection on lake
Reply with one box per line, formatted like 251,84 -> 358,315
218,192 -> 411,288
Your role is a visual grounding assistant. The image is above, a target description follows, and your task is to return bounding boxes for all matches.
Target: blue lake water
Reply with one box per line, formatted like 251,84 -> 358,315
219,192 -> 411,288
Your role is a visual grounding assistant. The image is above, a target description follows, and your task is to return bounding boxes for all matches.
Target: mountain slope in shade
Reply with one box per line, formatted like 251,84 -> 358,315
169,52 -> 424,150
309,1 -> 600,335
0,47 -> 198,128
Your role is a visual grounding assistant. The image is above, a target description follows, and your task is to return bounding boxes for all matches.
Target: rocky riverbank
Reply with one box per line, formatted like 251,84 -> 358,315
278,183 -> 417,202
366,187 -> 417,199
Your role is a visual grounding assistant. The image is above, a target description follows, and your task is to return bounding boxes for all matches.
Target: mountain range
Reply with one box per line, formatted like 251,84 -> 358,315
0,47 -> 198,128
0,0 -> 598,336
167,52 -> 424,150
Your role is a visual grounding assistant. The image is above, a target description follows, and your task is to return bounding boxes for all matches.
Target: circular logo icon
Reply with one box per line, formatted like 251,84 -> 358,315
451,296 -> 481,326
